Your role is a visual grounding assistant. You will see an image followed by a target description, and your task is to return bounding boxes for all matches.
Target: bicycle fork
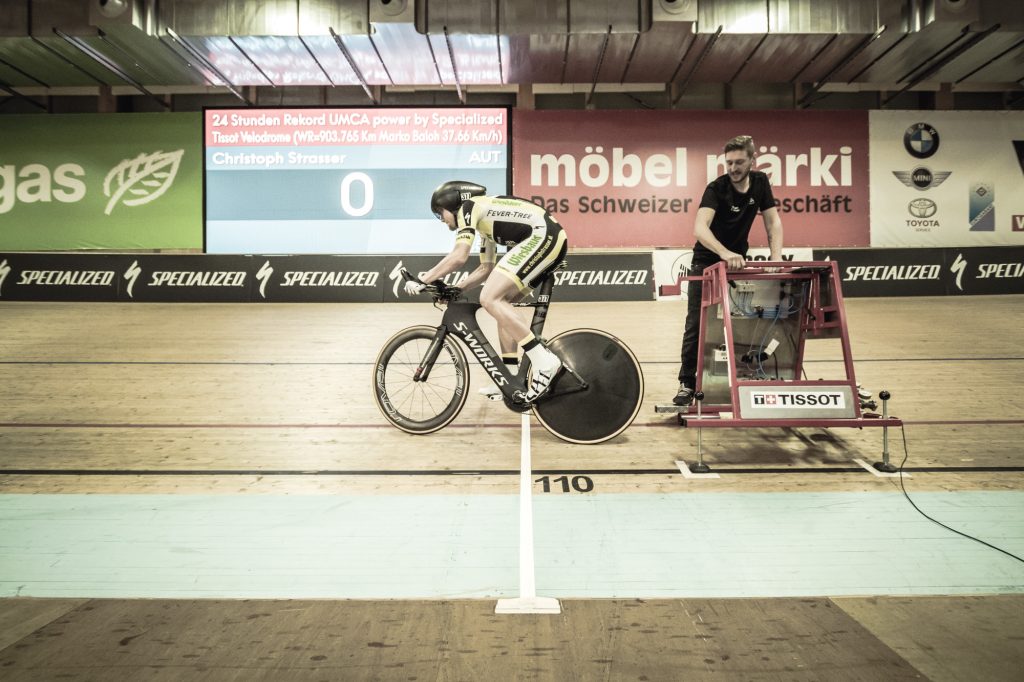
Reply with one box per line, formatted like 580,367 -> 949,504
413,326 -> 448,382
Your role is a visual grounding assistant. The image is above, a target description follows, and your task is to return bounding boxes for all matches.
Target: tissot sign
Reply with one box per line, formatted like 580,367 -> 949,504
512,110 -> 869,249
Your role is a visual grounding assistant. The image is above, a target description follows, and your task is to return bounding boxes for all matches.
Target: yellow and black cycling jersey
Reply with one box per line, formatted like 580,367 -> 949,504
454,195 -> 556,265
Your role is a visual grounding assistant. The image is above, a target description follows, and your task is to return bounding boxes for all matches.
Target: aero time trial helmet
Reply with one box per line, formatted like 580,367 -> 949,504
430,181 -> 486,219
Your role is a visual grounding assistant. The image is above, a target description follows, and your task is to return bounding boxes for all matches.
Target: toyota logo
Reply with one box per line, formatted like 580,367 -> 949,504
908,198 -> 937,219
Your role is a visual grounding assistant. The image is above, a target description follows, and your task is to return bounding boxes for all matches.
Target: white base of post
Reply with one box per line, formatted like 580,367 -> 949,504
495,413 -> 561,615
495,596 -> 561,614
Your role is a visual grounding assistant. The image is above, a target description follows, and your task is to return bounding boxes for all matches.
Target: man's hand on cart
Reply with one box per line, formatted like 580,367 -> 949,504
721,251 -> 746,270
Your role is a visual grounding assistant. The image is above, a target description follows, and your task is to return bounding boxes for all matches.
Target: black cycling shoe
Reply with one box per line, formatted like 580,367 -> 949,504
673,385 -> 694,406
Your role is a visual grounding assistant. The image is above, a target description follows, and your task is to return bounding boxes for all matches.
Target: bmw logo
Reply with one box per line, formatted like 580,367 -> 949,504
908,198 -> 937,218
904,122 -> 939,159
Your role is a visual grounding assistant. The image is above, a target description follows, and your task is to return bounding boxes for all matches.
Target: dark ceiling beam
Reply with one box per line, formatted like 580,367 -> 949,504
443,26 -> 464,104
0,53 -> 50,88
298,36 -> 336,87
883,23 -> 1002,106
894,26 -> 972,85
165,28 -> 250,105
329,27 -> 377,104
844,34 -> 909,83
29,35 -> 107,87
54,28 -> 169,109
0,78 -> 47,110
788,34 -> 837,84
729,33 -> 769,83
671,25 -> 722,107
955,35 -> 1024,84
227,37 -> 275,87
587,25 -> 613,106
97,29 -> 163,86
797,25 -> 886,108
618,32 -> 642,83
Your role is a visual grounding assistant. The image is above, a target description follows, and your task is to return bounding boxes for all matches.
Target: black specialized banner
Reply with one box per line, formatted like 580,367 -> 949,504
121,255 -> 254,302
0,252 -> 653,302
252,255 -> 386,302
0,253 -> 123,301
812,246 -> 1024,297
1,249 -> 1016,301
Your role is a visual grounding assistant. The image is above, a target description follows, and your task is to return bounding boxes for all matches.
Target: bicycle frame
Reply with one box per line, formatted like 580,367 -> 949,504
414,275 -> 557,404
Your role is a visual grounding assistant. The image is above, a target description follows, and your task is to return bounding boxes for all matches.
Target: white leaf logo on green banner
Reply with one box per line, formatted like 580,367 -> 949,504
103,149 -> 184,215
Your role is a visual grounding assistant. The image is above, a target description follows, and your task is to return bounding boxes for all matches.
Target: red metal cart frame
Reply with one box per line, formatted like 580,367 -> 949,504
659,260 -> 901,474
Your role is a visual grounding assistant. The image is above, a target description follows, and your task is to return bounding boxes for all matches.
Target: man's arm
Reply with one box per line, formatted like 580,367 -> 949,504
693,206 -> 745,270
419,241 -> 472,283
762,206 -> 784,261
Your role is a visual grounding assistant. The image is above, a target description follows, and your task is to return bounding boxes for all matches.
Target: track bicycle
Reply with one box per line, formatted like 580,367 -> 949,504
372,264 -> 644,444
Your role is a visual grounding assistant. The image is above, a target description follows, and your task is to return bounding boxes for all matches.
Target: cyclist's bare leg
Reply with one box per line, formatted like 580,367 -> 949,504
479,273 -> 531,343
481,273 -> 561,399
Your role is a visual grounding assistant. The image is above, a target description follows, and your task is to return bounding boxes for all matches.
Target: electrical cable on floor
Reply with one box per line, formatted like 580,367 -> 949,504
898,425 -> 1024,564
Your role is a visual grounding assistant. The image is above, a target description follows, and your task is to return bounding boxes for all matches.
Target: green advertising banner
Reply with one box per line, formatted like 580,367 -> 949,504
0,113 -> 201,250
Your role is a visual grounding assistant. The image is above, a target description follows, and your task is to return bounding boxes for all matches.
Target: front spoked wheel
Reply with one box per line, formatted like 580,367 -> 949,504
373,325 -> 469,435
532,329 -> 644,444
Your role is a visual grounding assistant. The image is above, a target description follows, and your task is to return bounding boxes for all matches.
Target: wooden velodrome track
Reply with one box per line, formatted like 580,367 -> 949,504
1,295 -> 1022,680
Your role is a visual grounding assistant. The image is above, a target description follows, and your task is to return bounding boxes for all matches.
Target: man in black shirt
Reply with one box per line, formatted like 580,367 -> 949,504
673,135 -> 784,406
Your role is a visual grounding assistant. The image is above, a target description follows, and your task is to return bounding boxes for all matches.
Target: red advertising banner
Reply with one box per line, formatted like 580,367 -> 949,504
512,110 -> 869,248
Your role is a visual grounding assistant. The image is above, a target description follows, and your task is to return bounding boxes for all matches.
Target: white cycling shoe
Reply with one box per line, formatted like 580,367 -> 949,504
478,385 -> 503,401
525,360 -> 564,402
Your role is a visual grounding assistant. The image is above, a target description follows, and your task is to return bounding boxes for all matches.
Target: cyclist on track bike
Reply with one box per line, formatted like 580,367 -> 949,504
404,180 -> 568,402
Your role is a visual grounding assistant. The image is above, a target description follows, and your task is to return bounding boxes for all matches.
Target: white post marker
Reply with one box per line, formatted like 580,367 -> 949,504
495,413 -> 561,614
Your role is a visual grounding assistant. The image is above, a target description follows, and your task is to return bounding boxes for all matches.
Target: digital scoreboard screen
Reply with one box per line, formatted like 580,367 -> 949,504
204,107 -> 509,254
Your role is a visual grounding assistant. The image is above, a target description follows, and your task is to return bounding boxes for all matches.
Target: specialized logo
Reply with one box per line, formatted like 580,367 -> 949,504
281,271 -> 380,287
893,167 -> 951,191
750,391 -> 845,408
845,264 -> 940,281
554,270 -> 649,286
16,269 -> 116,286
453,321 -> 508,386
388,261 -> 406,297
256,260 -> 274,298
968,183 -> 994,232
0,259 -> 9,297
148,270 -> 245,287
124,260 -> 141,298
950,253 -> 967,292
904,122 -> 939,159
103,149 -> 184,215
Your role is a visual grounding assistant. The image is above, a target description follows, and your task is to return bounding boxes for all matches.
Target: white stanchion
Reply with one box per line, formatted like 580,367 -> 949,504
495,412 -> 561,615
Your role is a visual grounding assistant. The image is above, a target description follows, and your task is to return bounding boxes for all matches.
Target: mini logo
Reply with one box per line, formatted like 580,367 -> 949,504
893,167 -> 951,191
0,259 -> 10,297
907,198 -> 937,218
904,122 -> 939,159
123,260 -> 141,298
256,260 -> 273,299
103,149 -> 184,215
950,253 -> 967,292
